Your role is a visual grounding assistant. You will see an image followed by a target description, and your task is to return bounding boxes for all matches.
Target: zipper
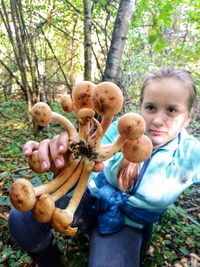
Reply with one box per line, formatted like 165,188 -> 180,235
130,156 -> 152,195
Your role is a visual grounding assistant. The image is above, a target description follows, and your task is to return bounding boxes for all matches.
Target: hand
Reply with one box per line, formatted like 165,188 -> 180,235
23,132 -> 104,174
23,132 -> 69,174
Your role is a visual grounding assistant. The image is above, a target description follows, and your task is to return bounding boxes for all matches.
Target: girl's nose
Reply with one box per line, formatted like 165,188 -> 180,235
152,113 -> 165,127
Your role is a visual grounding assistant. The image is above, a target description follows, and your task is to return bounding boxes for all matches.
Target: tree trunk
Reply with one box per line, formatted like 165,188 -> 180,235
83,0 -> 92,81
103,0 -> 135,83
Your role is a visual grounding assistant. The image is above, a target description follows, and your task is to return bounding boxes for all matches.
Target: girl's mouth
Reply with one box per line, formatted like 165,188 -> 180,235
150,130 -> 166,137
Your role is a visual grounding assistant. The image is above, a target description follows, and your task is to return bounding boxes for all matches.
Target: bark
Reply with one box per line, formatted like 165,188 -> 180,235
0,0 -> 38,105
103,0 -> 135,83
83,0 -> 92,81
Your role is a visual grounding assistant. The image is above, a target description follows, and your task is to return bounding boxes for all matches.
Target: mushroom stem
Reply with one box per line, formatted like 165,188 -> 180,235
34,154 -> 82,196
100,116 -> 114,134
88,117 -> 104,149
52,112 -> 79,142
77,108 -> 95,140
51,157 -> 94,235
51,158 -> 84,200
32,158 -> 84,223
97,135 -> 125,161
31,102 -> 79,142
64,157 -> 94,217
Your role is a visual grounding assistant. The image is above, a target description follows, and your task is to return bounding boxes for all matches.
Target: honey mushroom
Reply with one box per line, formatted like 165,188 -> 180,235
122,135 -> 153,163
10,102 -> 81,212
9,153 -> 82,212
50,82 -> 124,235
32,157 -> 84,223
51,157 -> 94,235
96,112 -> 146,161
92,81 -> 123,134
31,102 -> 79,142
77,108 -> 95,140
72,80 -> 95,112
60,94 -> 73,113
9,80 -> 153,237
32,83 -> 96,227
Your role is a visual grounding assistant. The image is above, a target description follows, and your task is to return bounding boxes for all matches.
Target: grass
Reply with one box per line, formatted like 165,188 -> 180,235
0,98 -> 199,267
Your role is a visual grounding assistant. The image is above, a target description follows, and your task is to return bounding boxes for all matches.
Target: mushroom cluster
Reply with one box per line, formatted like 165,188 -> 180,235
9,81 -> 153,236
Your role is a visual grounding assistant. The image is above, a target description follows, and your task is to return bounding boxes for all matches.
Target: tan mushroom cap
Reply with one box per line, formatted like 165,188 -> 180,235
77,108 -> 95,124
92,81 -> 123,116
122,135 -> 153,163
60,94 -> 73,113
9,178 -> 36,211
29,150 -> 45,173
72,81 -> 95,111
31,102 -> 52,126
51,208 -> 75,235
32,193 -> 55,223
118,112 -> 145,140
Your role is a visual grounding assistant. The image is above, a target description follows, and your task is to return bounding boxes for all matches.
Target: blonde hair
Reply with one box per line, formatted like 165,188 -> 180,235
118,68 -> 197,191
140,68 -> 197,111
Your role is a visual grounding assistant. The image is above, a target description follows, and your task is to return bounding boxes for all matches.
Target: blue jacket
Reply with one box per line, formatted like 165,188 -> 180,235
88,120 -> 200,234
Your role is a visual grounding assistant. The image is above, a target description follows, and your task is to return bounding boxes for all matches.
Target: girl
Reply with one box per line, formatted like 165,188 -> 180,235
9,68 -> 200,267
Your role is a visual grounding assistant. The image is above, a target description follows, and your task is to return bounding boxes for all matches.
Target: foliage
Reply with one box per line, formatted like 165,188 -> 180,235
0,99 -> 200,266
1,0 -> 199,104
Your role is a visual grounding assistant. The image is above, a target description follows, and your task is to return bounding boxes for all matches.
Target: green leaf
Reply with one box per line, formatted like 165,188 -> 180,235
0,195 -> 11,206
178,247 -> 190,256
148,34 -> 157,44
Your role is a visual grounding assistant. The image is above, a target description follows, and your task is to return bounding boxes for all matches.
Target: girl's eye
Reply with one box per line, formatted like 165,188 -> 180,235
167,107 -> 177,113
145,104 -> 156,111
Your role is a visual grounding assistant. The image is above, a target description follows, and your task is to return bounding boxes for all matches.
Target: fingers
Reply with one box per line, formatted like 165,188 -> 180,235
56,132 -> 69,154
38,139 -> 51,171
93,162 -> 104,172
23,141 -> 39,157
24,132 -> 70,174
49,132 -> 69,169
49,135 -> 65,169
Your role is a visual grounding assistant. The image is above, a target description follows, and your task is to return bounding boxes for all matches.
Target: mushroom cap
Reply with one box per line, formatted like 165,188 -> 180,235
92,81 -> 123,116
9,178 -> 36,211
72,81 -> 95,111
118,112 -> 145,140
31,102 -> 52,126
77,108 -> 95,124
180,257 -> 189,264
122,135 -> 153,163
32,193 -> 55,223
60,94 -> 73,113
28,150 -> 45,173
51,208 -> 75,235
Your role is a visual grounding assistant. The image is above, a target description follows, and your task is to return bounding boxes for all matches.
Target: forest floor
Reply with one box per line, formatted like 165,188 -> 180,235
0,99 -> 199,267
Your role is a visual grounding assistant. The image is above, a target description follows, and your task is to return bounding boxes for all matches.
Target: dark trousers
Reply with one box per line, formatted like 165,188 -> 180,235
9,190 -> 152,267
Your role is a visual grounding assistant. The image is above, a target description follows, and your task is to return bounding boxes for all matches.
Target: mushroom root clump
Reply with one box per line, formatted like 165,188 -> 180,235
10,80 -> 152,237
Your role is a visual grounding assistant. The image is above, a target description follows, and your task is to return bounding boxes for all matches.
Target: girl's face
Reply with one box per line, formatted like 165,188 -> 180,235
140,78 -> 191,149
